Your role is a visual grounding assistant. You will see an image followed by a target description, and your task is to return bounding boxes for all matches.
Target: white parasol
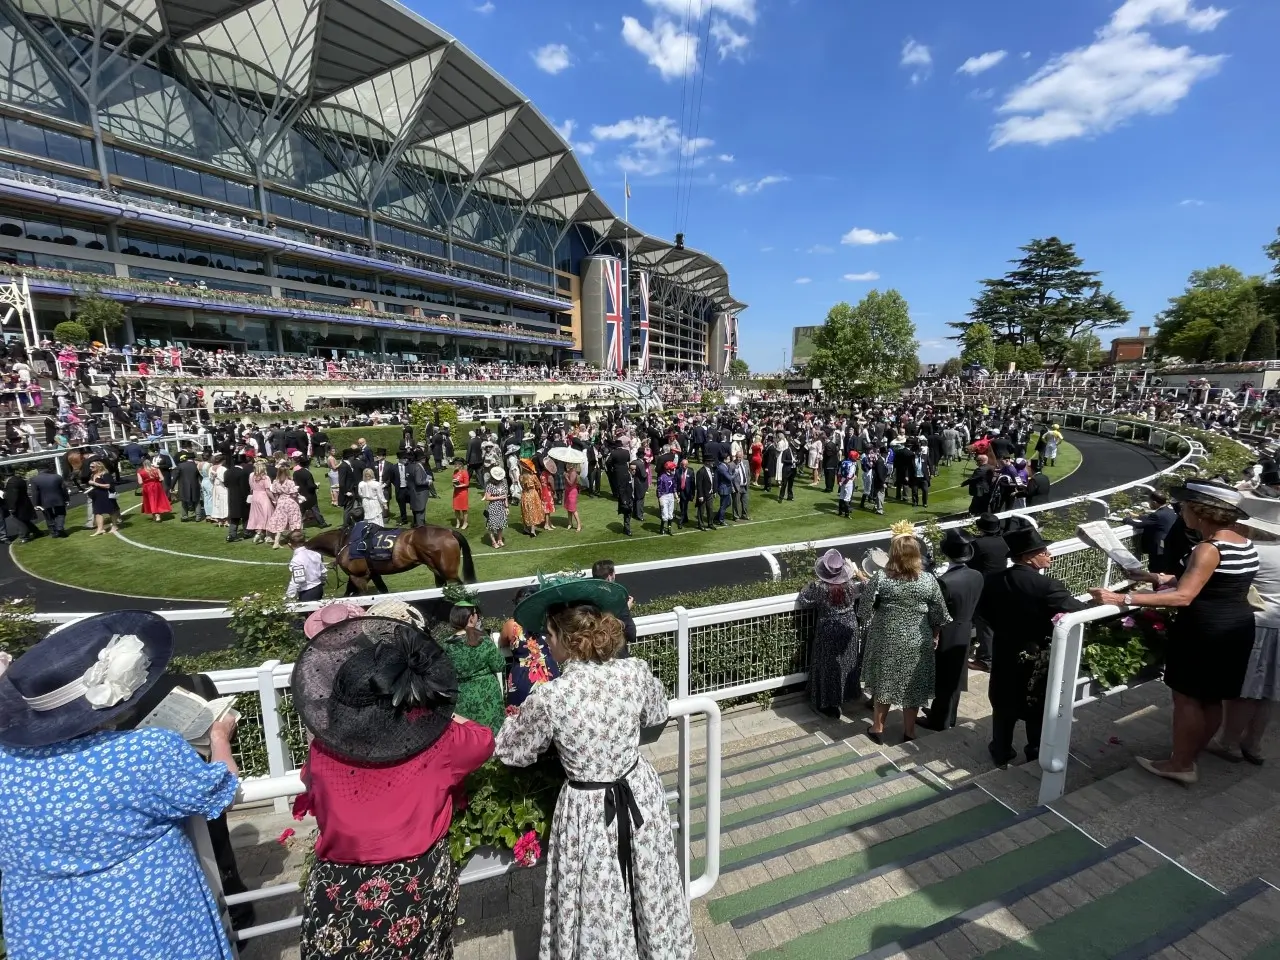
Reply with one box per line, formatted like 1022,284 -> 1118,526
547,446 -> 587,467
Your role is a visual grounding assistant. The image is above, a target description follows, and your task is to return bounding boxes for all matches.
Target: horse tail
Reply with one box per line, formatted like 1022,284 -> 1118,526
452,530 -> 476,584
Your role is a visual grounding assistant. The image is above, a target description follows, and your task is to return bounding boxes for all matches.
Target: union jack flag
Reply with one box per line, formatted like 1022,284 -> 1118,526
603,257 -> 625,373
723,314 -> 737,374
636,270 -> 651,372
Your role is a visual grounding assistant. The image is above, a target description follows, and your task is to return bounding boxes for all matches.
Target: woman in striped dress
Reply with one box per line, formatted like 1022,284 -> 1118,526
1092,481 -> 1258,785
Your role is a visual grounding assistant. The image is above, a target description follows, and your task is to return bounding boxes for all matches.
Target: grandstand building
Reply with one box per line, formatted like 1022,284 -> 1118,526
0,0 -> 743,371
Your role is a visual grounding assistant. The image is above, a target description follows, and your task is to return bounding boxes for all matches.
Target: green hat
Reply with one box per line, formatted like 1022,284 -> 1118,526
513,573 -> 630,634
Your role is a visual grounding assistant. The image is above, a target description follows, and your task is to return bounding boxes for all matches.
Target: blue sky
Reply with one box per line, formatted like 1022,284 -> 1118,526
425,0 -> 1280,370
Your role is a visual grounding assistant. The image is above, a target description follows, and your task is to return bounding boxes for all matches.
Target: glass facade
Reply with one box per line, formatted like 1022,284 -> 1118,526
0,0 -> 737,369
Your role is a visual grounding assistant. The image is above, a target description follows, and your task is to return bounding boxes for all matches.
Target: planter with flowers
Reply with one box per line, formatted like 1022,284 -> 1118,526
1080,609 -> 1168,699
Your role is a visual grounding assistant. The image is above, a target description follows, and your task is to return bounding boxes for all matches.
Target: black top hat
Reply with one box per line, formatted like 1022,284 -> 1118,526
1004,526 -> 1050,558
292,617 -> 458,764
375,448 -> 387,457
0,611 -> 174,747
939,528 -> 975,563
975,512 -> 1002,534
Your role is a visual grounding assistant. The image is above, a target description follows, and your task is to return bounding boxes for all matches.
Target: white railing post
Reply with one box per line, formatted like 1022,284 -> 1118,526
1038,605 -> 1124,804
255,659 -> 290,813
185,815 -> 240,959
673,605 -> 692,892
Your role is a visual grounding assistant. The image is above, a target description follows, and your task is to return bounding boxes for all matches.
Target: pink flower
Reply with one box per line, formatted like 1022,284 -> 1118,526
1120,617 -> 1136,628
514,830 -> 542,868
355,876 -> 391,910
276,828 -> 295,845
1151,622 -> 1166,633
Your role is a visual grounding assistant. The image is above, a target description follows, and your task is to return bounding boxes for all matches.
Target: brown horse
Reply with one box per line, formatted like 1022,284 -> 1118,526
305,525 -> 476,595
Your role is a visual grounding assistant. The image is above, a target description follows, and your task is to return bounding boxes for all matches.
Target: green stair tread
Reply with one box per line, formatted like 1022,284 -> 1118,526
708,799 -> 1014,924
692,763 -> 896,839
692,782 -> 942,876
747,826 -> 1099,960
699,751 -> 869,803
665,737 -> 827,783
1243,939 -> 1280,960
978,863 -> 1221,960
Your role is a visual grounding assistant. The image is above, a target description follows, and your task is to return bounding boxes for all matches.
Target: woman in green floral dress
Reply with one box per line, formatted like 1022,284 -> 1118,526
438,603 -> 507,734
858,530 -> 951,743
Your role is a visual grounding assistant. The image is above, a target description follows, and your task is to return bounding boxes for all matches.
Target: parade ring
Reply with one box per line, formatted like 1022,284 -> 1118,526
7,441 -> 1085,605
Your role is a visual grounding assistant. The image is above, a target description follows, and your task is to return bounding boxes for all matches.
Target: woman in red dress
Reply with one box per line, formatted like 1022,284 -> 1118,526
138,457 -> 171,521
750,440 -> 765,485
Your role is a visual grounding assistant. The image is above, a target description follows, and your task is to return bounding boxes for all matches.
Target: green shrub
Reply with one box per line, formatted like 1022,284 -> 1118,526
0,599 -> 50,661
1116,425 -> 1133,439
53,320 -> 90,346
1083,419 -> 1099,432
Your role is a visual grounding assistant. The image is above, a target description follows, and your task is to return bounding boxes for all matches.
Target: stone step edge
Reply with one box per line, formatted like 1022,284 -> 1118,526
727,804 -> 1050,930
1109,877 -> 1276,960
710,778 -> 964,877
850,837 -> 1142,960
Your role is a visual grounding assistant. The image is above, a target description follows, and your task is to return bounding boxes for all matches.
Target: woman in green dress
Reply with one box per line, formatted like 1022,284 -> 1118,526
858,524 -> 951,744
438,602 -> 506,734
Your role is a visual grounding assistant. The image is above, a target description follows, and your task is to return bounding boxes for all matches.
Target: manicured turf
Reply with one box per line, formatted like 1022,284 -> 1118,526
10,442 -> 1080,601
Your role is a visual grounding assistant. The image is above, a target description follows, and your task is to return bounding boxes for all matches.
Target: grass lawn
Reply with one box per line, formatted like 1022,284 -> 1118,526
11,441 -> 1080,602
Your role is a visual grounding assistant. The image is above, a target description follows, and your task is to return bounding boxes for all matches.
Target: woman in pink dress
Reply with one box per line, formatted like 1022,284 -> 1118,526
247,460 -> 275,543
266,472 -> 303,548
564,466 -> 581,532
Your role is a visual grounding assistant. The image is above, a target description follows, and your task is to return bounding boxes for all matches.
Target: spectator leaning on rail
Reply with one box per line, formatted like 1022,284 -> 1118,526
292,606 -> 493,960
0,611 -> 241,959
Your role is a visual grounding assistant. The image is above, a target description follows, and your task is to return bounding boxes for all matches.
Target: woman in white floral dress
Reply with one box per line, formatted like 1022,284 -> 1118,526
495,589 -> 694,960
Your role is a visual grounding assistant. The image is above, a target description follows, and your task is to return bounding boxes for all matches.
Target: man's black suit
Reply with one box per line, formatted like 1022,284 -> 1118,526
978,563 -> 1086,763
926,564 -> 984,729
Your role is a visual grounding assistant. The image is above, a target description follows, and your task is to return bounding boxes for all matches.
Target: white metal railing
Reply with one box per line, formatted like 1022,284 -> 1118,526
194,695 -> 721,949
1038,604 -> 1130,804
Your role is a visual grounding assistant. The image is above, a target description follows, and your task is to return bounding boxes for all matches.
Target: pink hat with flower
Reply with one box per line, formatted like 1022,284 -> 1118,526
303,603 -> 365,640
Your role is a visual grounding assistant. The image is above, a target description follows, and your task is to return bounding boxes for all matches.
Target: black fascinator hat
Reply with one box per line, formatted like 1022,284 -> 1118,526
293,616 -> 458,764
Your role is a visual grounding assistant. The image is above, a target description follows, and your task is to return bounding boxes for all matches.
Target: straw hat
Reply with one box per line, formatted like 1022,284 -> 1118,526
490,466 -> 507,481
1237,494 -> 1280,537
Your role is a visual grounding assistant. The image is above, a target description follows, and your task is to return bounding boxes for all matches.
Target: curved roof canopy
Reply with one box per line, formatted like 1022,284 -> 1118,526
20,0 -> 744,312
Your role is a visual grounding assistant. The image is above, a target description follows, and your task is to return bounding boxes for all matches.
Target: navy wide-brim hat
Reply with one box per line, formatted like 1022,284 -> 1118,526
0,610 -> 174,748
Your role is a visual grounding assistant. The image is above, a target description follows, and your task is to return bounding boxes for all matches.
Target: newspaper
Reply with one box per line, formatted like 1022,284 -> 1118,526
1076,520 -> 1143,574
138,688 -> 239,747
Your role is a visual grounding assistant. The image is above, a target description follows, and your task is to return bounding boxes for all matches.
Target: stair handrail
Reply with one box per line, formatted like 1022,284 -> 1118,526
1038,602 -> 1127,804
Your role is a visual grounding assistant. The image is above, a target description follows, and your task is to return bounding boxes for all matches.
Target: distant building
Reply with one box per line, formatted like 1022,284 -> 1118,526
792,326 -> 820,367
1109,326 -> 1156,364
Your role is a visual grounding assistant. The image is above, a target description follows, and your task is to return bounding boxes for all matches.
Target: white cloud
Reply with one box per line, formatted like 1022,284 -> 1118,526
841,227 -> 899,246
760,246 -> 774,253
843,272 -> 881,282
901,38 -> 932,84
794,277 -> 812,285
474,1 -> 494,12
1179,198 -> 1205,206
730,175 -> 788,195
991,0 -> 1227,148
643,0 -> 757,24
554,119 -> 596,156
808,244 -> 834,254
533,43 -> 572,74
591,115 -> 712,176
969,88 -> 997,101
622,16 -> 698,80
717,153 -> 735,163
710,19 -> 749,60
958,50 -> 1007,75
554,118 -> 575,140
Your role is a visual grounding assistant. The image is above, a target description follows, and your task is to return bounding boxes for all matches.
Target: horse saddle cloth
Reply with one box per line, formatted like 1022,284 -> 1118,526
348,522 -> 399,562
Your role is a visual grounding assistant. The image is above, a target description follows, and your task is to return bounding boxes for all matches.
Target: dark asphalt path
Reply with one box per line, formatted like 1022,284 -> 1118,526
3,430 -> 1172,656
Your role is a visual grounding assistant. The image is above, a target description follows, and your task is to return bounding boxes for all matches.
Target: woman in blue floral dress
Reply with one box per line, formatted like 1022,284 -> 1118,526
0,610 -> 240,960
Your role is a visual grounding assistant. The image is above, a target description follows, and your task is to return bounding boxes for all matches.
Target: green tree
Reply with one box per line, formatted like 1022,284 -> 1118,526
1244,314 -> 1277,361
960,322 -> 996,370
76,293 -> 125,344
727,357 -> 750,378
53,320 -> 90,346
950,237 -> 1129,368
1063,332 -> 1105,370
992,342 -> 1016,371
939,357 -> 963,376
806,290 -> 919,401
1155,266 -> 1268,361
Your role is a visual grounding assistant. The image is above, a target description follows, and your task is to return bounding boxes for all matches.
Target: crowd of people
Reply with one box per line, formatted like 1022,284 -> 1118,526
0,559 -> 688,959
